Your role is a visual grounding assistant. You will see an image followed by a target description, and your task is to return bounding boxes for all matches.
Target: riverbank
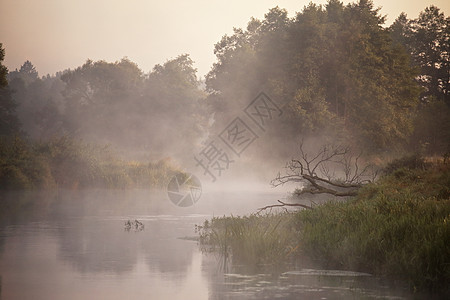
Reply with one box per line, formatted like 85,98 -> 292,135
0,136 -> 177,189
197,158 -> 450,295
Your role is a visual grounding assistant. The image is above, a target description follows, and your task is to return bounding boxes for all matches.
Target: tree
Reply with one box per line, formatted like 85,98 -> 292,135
0,43 -> 21,136
271,141 -> 377,197
60,58 -> 144,141
8,61 -> 65,139
412,100 -> 450,154
59,55 -> 207,160
142,54 -> 208,159
205,0 -> 420,154
260,140 -> 377,211
391,6 -> 449,105
390,6 -> 450,154
411,6 -> 449,104
0,44 -> 7,88
8,60 -> 39,87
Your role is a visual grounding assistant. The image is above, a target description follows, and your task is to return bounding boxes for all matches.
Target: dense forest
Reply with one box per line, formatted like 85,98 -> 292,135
0,0 -> 449,189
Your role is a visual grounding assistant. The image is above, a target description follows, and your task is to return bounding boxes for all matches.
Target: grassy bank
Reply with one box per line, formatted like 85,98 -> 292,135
197,159 -> 450,293
0,136 -> 177,189
197,213 -> 301,269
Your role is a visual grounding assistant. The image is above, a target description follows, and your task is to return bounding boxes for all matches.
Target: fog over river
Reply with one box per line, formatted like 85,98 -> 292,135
0,189 -> 417,300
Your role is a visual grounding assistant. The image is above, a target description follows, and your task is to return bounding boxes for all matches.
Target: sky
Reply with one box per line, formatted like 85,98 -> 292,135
1,0 -> 449,78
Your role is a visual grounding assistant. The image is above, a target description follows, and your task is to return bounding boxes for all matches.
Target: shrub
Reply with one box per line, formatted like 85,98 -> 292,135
383,154 -> 429,175
0,136 -> 178,189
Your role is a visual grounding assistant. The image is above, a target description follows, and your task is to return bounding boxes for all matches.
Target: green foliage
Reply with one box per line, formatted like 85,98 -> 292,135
198,159 -> 450,293
6,53 -> 207,159
298,161 -> 450,293
197,213 -> 300,268
389,6 -> 450,155
0,136 -> 54,189
0,136 -> 177,190
8,60 -> 39,87
0,87 -> 22,137
382,154 -> 429,175
8,62 -> 65,138
206,0 -> 420,152
390,6 -> 449,105
0,44 -> 21,137
56,55 -> 207,158
0,43 -> 8,88
412,99 -> 450,155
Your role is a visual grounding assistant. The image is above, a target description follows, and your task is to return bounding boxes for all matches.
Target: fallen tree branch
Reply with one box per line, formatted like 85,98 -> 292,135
270,140 -> 378,203
257,200 -> 313,213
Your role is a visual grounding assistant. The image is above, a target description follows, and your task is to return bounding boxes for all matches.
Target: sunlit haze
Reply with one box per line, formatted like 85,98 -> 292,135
1,0 -> 449,77
1,1 -> 449,298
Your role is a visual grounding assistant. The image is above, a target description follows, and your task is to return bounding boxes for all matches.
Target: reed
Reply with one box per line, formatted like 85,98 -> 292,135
198,160 -> 450,293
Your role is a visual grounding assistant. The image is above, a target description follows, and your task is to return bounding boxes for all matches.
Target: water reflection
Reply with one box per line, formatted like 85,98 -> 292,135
0,190 -> 207,299
0,190 -> 418,299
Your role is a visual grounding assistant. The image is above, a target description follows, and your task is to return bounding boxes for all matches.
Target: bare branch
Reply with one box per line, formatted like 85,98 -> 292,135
257,200 -> 313,213
270,141 -> 378,202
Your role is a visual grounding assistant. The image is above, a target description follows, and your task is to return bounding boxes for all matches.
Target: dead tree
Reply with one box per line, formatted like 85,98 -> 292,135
262,141 -> 378,211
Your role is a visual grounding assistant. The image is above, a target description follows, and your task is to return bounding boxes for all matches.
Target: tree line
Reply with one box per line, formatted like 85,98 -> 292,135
206,0 -> 449,155
1,0 -> 449,166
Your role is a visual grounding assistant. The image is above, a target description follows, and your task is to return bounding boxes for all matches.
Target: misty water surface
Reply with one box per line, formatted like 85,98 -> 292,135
0,189 -> 417,299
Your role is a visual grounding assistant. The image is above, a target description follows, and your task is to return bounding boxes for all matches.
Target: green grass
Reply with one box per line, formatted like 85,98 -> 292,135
197,213 -> 301,269
197,160 -> 450,294
299,180 -> 450,292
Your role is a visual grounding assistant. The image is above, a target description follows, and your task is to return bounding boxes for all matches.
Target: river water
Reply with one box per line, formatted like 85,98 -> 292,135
0,189 -> 416,299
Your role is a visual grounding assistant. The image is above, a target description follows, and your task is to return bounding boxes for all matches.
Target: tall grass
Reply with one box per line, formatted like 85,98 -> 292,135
197,160 -> 450,293
197,213 -> 300,270
299,184 -> 450,292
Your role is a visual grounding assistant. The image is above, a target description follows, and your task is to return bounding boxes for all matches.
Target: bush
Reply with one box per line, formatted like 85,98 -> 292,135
382,154 -> 429,175
0,136 -> 178,190
0,136 -> 54,189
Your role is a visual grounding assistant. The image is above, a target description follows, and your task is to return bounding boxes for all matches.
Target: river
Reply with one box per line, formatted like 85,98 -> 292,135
0,189 -> 416,299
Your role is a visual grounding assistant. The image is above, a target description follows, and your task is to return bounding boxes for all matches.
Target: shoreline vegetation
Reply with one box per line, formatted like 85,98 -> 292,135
197,157 -> 450,295
0,0 -> 449,297
0,136 -> 177,190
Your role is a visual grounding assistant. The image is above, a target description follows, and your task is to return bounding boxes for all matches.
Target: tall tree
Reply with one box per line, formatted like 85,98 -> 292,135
0,44 -> 7,88
143,54 -> 207,158
0,43 -> 21,136
390,6 -> 450,104
60,58 -> 144,141
390,6 -> 450,154
411,6 -> 449,104
60,55 -> 207,160
205,0 -> 420,153
9,61 -> 64,139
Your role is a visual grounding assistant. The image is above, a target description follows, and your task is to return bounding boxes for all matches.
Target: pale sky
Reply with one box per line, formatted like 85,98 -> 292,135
1,0 -> 449,78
